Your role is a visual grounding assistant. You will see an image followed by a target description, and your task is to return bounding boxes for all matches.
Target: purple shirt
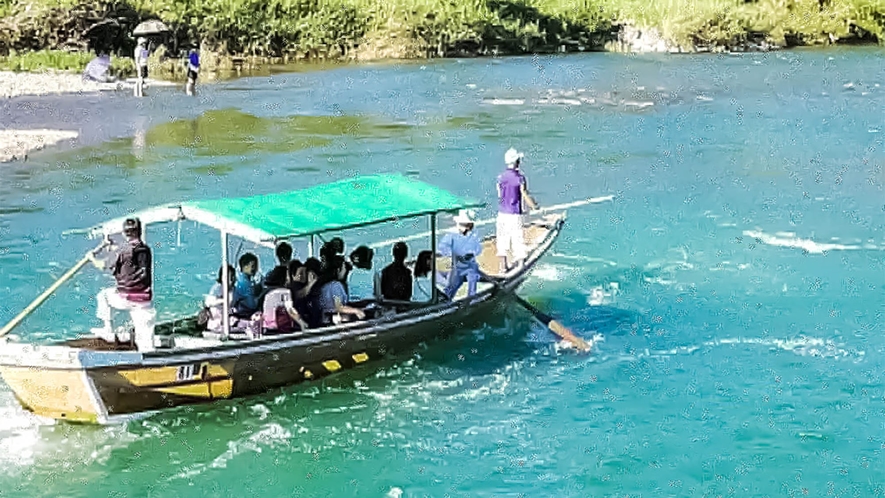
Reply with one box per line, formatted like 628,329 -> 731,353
497,168 -> 525,214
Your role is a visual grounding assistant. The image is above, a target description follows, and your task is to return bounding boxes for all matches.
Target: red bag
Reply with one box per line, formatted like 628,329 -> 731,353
274,306 -> 295,332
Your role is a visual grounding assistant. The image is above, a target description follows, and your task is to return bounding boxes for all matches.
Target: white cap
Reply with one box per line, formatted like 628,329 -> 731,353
504,148 -> 524,167
137,37 -> 147,44
453,209 -> 477,225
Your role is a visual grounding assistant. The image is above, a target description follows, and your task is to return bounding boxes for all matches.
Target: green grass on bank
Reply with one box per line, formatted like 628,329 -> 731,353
0,49 -> 135,73
0,0 -> 884,73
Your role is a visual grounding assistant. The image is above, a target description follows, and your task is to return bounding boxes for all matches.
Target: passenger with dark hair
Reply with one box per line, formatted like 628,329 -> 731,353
379,242 -> 412,301
293,257 -> 322,326
412,250 -> 448,302
261,258 -> 308,334
233,252 -> 261,317
308,255 -> 365,327
320,237 -> 345,271
203,264 -> 242,332
264,242 -> 295,288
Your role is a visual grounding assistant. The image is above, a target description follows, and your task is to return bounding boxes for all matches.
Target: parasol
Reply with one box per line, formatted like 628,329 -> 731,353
132,19 -> 170,36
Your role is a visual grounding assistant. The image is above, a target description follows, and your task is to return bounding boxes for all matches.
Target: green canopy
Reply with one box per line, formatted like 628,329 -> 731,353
86,174 -> 484,245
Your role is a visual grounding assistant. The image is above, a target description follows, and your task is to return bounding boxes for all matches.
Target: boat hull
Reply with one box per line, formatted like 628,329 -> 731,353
0,214 -> 563,424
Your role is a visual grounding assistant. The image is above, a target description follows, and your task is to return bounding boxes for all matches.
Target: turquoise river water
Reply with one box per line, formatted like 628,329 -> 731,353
0,47 -> 884,497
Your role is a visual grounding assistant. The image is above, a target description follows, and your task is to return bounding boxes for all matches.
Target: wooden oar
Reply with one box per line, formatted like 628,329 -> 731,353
0,241 -> 108,338
369,194 -> 614,250
512,295 -> 591,353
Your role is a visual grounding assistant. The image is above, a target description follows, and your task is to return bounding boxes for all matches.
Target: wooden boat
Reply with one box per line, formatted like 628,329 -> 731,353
0,174 -> 567,425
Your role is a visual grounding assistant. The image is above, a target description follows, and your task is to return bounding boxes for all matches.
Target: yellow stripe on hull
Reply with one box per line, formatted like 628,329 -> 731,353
150,378 -> 234,399
115,362 -> 232,388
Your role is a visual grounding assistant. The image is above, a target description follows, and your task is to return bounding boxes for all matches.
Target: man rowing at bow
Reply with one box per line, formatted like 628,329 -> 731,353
88,218 -> 157,351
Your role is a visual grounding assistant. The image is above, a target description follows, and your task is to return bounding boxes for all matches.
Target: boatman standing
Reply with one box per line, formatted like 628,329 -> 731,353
134,37 -> 149,97
89,218 -> 157,352
496,147 -> 539,274
439,209 -> 484,299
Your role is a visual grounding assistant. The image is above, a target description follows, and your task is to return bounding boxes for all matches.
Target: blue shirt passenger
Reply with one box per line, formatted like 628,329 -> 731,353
232,253 -> 261,317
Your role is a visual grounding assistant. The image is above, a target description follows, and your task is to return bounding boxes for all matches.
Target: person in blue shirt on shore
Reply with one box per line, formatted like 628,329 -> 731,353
186,48 -> 200,96
438,209 -> 484,299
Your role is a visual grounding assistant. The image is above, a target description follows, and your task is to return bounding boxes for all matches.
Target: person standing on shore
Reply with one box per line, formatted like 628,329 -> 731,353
134,37 -> 149,97
495,147 -> 539,274
186,48 -> 200,96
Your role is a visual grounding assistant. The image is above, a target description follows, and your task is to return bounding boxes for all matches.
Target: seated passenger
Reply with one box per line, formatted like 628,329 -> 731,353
257,258 -> 297,309
233,252 -> 262,318
378,242 -> 412,301
261,284 -> 308,334
292,257 -> 321,325
204,264 -> 246,332
264,242 -> 295,288
350,245 -> 374,270
320,237 -> 345,272
412,250 -> 449,302
310,255 -> 365,327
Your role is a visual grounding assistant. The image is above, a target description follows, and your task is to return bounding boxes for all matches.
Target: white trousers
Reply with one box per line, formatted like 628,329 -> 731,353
96,288 -> 156,352
496,213 -> 527,260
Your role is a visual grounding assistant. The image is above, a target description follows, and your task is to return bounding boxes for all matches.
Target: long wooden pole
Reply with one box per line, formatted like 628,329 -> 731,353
369,195 -> 614,250
0,241 -> 108,338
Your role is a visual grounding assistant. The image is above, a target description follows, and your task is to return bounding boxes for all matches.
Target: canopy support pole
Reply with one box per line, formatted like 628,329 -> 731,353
430,214 -> 438,304
221,231 -> 231,341
309,235 -> 315,258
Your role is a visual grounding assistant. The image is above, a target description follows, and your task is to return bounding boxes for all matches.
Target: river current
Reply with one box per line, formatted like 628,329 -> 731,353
0,47 -> 883,497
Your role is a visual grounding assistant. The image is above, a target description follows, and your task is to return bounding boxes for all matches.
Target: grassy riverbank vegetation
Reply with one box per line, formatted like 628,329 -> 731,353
0,0 -> 883,74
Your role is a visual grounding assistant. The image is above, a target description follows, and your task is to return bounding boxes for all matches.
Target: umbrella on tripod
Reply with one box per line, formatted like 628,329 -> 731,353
132,19 -> 170,36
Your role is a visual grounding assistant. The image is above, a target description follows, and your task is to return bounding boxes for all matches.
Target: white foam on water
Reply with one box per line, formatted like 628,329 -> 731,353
172,423 -> 293,480
696,95 -> 714,101
743,229 -> 862,254
482,98 -> 525,105
551,253 -> 617,267
623,101 -> 654,108
530,263 -> 563,282
625,335 -> 864,363
586,283 -> 619,306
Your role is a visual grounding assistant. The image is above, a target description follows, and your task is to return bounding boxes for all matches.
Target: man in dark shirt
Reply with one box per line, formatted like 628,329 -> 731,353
379,242 -> 413,301
263,242 -> 294,288
89,218 -> 157,351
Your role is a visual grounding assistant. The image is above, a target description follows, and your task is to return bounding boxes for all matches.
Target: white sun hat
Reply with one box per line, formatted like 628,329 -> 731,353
504,147 -> 524,167
453,209 -> 477,225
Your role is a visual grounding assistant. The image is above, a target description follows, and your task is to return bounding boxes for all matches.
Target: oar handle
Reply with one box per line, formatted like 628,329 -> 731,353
0,241 -> 109,338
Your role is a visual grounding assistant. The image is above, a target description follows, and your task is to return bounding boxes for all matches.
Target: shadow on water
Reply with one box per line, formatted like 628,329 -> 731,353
4,109 -> 420,189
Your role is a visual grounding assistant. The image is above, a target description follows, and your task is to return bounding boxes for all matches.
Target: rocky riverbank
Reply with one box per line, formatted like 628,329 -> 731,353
0,70 -> 121,99
0,129 -> 78,162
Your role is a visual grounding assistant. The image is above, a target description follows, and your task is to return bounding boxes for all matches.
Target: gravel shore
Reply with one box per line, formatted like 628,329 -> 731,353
0,70 -> 182,163
0,70 -> 119,99
0,129 -> 79,162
